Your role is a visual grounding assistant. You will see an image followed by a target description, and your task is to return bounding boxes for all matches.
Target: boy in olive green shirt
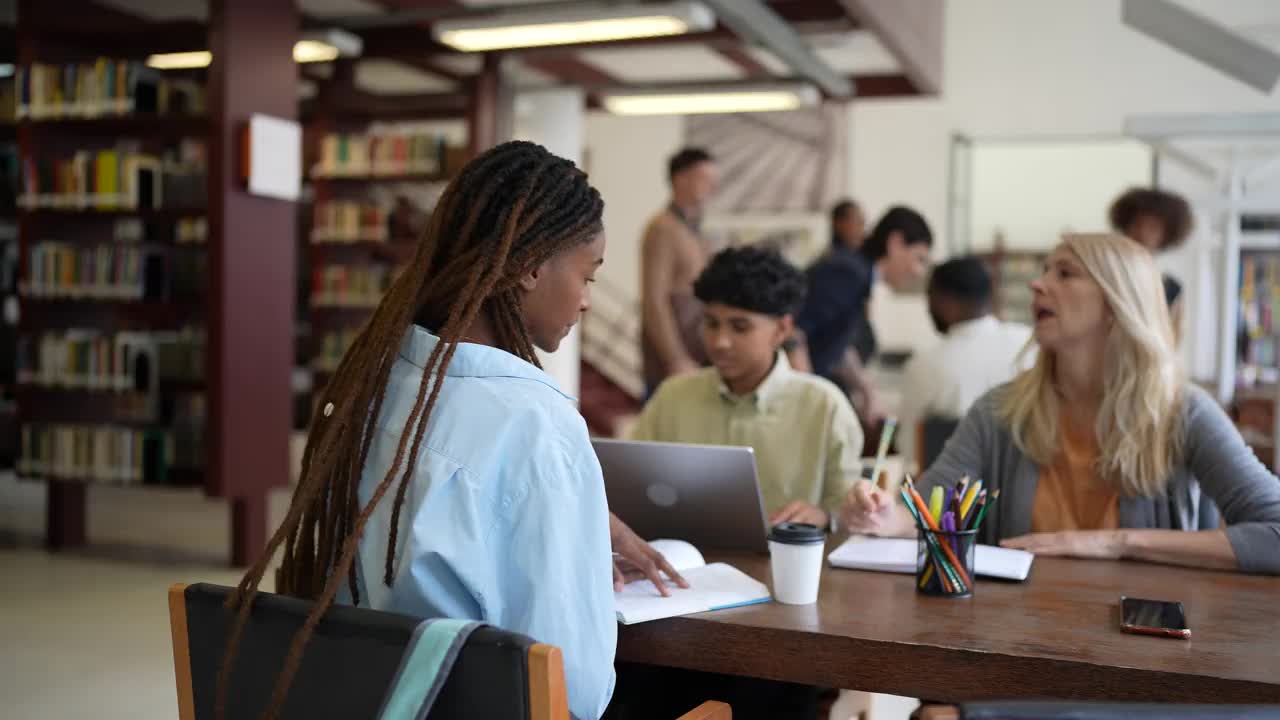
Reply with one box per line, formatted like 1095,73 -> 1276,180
630,246 -> 864,529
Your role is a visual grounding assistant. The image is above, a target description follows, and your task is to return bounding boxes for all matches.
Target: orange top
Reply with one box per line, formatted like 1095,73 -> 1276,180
1032,413 -> 1119,532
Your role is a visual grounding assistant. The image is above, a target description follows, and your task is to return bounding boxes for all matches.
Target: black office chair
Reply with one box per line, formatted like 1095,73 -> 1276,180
918,416 -> 961,472
169,582 -> 730,720
920,702 -> 1280,720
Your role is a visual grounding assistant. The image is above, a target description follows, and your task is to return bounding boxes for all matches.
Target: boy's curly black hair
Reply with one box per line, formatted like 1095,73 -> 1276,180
693,245 -> 806,317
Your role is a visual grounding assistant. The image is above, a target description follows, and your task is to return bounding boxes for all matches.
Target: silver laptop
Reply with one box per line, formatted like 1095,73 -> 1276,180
592,438 -> 770,553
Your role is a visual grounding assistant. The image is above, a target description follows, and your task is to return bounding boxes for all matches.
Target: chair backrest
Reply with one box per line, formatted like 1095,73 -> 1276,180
919,416 -> 961,472
168,582 -> 566,720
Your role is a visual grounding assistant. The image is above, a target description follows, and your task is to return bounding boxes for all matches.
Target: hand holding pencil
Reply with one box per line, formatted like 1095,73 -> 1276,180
840,417 -> 916,537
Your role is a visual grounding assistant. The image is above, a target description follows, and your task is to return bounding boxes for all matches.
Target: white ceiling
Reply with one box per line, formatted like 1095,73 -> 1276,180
355,58 -> 456,94
456,0 -> 557,6
750,30 -> 899,77
430,54 -> 486,76
502,59 -> 559,89
96,0 -> 206,21
299,0 -> 385,18
579,44 -> 745,84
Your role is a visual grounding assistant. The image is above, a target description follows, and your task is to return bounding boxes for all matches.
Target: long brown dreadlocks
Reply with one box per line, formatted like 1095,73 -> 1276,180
217,141 -> 605,720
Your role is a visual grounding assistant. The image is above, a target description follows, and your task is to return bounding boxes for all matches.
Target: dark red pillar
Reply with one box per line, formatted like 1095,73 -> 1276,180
208,0 -> 297,566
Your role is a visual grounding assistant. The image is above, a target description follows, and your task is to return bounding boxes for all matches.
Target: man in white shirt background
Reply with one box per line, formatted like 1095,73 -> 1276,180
898,256 -> 1034,473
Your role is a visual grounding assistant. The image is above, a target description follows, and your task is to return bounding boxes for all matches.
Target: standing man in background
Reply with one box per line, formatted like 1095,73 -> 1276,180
641,148 -> 719,394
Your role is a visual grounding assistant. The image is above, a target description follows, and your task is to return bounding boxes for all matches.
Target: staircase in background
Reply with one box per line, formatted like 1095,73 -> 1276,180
580,277 -> 643,437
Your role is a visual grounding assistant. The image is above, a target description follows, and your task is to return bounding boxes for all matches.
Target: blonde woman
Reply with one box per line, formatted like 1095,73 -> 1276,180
842,233 -> 1280,574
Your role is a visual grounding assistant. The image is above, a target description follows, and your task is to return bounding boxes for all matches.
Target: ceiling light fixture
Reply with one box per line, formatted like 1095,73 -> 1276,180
601,83 -> 820,116
146,30 -> 363,69
434,1 -> 714,52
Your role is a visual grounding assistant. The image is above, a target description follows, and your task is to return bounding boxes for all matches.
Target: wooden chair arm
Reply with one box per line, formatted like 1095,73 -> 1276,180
675,700 -> 732,720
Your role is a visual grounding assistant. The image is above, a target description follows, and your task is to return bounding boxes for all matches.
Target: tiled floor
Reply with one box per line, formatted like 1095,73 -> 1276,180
0,549 -> 251,720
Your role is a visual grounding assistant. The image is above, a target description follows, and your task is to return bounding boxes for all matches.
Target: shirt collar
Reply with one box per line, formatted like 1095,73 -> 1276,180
717,351 -> 791,411
946,315 -> 998,337
398,325 -> 574,401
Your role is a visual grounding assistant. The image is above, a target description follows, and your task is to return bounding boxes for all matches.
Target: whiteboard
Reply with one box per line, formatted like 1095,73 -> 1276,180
967,139 -> 1154,252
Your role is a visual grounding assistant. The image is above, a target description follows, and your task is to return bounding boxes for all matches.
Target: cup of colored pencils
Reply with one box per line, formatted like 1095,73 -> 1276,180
902,474 -> 997,598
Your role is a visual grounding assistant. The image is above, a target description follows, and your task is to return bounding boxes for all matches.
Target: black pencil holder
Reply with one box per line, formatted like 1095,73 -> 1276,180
916,528 -> 978,598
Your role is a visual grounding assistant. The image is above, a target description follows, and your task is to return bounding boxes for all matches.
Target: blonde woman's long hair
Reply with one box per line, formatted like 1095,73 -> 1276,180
996,233 -> 1185,497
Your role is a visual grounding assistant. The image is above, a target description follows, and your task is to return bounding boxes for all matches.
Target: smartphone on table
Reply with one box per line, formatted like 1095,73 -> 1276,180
1120,596 -> 1190,639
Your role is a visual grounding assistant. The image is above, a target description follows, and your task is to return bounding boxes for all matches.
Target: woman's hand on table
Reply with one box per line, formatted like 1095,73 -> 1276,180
1000,530 -> 1126,559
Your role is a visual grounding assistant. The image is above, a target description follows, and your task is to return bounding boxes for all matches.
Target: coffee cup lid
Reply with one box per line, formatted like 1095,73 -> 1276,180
768,522 -> 825,544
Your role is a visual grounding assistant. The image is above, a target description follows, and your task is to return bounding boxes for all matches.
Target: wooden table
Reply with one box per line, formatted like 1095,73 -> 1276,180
617,552 -> 1280,703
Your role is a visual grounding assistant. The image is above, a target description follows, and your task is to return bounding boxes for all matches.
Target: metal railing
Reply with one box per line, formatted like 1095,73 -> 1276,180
581,275 -> 643,400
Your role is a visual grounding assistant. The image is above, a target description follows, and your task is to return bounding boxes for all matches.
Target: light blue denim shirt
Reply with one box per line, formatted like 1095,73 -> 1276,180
347,326 -> 616,719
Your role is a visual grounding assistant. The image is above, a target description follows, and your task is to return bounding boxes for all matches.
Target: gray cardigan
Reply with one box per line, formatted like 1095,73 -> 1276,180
920,384 -> 1280,574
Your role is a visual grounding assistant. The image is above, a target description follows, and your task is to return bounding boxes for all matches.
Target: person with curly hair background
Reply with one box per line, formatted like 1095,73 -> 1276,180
1109,186 -> 1194,336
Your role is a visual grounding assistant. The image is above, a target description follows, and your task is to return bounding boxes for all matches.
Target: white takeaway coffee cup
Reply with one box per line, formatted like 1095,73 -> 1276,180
767,522 -> 826,605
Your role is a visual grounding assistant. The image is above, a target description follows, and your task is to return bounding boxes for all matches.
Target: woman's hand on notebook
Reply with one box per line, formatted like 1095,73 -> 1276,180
609,512 -> 690,596
769,500 -> 828,528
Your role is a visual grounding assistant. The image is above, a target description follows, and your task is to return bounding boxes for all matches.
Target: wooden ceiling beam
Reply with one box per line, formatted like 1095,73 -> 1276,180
521,56 -> 617,87
837,0 -> 943,95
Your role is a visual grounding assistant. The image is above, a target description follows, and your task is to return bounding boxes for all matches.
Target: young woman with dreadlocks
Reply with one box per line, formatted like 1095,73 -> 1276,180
220,141 -> 686,720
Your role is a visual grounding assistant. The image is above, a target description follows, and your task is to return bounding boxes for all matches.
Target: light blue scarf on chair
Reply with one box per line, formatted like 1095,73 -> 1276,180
377,619 -> 484,720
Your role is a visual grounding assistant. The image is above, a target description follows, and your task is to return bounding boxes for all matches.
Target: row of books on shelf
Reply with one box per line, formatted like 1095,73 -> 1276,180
16,59 -> 204,120
1239,252 -> 1280,368
19,142 -> 207,211
311,265 -> 394,308
313,132 -> 447,179
174,216 -> 208,244
312,201 -> 389,243
23,241 -> 205,301
18,422 -> 204,486
1240,254 -> 1280,371
17,327 -> 205,391
314,329 -> 359,374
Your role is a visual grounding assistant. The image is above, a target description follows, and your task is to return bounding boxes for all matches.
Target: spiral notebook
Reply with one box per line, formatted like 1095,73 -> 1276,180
827,535 -> 1034,581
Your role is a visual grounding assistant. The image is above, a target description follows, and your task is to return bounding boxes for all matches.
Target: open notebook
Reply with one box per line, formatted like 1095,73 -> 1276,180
614,539 -> 771,625
827,535 -> 1035,581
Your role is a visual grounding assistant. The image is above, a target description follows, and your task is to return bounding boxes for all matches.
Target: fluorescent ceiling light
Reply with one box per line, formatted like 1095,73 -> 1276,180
147,30 -> 362,69
293,40 -> 342,63
146,51 -> 212,70
435,1 -> 714,52
602,83 -> 820,116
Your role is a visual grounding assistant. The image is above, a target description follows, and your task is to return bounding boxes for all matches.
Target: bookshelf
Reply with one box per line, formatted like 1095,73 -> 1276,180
301,125 -> 461,404
14,59 -> 210,498
15,0 -> 299,563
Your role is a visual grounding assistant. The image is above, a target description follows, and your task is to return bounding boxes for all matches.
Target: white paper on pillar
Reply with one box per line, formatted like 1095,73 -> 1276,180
246,113 -> 302,202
